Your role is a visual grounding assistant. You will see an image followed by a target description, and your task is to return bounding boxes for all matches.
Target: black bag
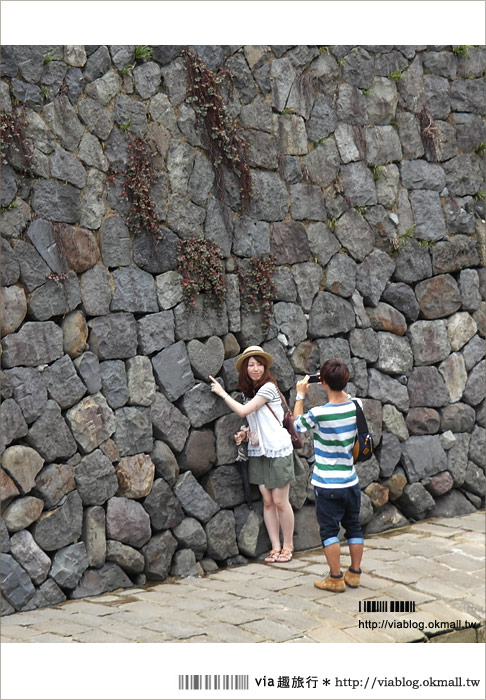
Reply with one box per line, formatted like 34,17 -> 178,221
352,399 -> 374,463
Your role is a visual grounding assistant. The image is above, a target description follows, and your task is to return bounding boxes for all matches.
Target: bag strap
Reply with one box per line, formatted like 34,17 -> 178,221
352,399 -> 369,434
266,402 -> 282,426
276,387 -> 290,413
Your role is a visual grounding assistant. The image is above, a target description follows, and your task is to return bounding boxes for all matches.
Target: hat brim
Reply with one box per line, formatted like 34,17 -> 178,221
235,348 -> 273,372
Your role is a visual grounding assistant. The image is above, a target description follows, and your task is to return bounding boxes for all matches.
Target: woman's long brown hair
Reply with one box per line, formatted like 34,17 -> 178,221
237,355 -> 278,398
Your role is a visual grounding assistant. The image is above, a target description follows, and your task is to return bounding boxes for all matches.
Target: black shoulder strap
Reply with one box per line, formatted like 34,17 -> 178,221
352,399 -> 369,434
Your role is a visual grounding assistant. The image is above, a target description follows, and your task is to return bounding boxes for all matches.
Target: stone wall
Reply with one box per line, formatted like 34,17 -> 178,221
1,44 -> 485,615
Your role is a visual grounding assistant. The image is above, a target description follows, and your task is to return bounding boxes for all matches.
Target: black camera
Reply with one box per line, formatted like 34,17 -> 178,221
308,373 -> 321,384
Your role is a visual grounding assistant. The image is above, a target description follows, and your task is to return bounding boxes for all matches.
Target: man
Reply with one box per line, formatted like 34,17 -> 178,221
293,358 -> 364,592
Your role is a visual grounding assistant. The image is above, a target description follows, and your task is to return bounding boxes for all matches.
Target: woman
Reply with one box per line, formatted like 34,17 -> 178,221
209,346 -> 295,563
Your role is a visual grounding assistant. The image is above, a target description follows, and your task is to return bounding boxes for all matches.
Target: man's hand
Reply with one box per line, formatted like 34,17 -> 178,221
296,375 -> 310,396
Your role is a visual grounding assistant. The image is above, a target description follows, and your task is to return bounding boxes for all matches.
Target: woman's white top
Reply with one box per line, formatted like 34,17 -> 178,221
245,382 -> 293,459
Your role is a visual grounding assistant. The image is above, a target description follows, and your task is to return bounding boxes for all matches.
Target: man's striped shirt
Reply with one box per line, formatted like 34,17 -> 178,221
294,400 -> 359,489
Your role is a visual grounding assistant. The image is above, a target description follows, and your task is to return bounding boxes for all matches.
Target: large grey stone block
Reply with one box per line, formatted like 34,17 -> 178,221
150,392 -> 190,453
203,465 -> 245,509
70,562 -> 132,599
0,398 -> 28,451
142,531 -> 178,581
248,171 -> 288,221
32,490 -> 83,551
31,180 -> 80,223
356,249 -> 395,307
106,496 -> 151,548
32,462 -> 76,509
174,471 -> 219,523
110,266 -> 159,314
408,366 -> 449,407
151,341 -> 195,402
100,216 -> 131,268
137,311 -> 175,355
415,274 -> 462,320
179,382 -> 230,429
1,321 -> 63,368
1,553 -> 35,610
9,530 -> 51,585
27,400 -> 77,463
401,435 -> 447,483
106,540 -> 144,575
88,313 -> 138,360
1,445 -> 44,496
113,406 -> 153,457
172,518 -> 207,561
143,477 -> 184,531
409,320 -> 451,365
367,368 -> 409,412
43,354 -> 86,409
75,449 -> 118,506
82,506 -> 106,568
80,265 -> 112,316
334,209 -> 374,262
270,221 -> 310,265
205,510 -> 239,561
99,359 -> 128,410
308,292 -> 355,338
177,429 -> 216,478
174,298 -> 229,340
66,393 -> 116,454
50,542 -> 89,589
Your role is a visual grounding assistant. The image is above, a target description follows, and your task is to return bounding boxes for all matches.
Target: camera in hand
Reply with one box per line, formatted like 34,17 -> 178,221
308,373 -> 321,384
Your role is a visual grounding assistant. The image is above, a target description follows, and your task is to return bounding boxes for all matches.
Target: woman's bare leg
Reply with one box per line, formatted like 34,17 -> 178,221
259,484 -> 281,551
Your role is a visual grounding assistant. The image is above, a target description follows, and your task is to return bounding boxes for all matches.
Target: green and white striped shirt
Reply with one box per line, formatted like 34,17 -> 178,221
294,400 -> 359,489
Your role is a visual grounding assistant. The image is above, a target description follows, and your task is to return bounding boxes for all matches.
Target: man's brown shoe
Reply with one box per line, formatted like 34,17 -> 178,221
344,568 -> 361,588
314,575 -> 346,592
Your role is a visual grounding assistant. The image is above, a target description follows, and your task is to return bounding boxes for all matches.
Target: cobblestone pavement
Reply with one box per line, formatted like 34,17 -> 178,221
1,512 -> 484,644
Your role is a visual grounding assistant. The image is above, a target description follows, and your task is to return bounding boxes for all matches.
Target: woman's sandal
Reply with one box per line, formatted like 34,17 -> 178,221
264,549 -> 281,563
275,548 -> 293,563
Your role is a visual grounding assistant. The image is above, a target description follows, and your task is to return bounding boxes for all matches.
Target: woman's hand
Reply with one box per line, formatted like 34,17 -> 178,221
209,375 -> 226,398
296,375 -> 310,396
234,430 -> 247,445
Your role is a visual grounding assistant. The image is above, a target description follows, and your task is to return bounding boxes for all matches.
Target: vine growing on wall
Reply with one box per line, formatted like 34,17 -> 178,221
183,49 -> 252,221
418,106 -> 439,162
107,134 -> 162,240
177,238 -> 226,308
238,256 -> 276,332
0,105 -> 35,175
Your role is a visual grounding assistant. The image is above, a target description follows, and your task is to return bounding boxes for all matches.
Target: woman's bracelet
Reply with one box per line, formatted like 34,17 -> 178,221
295,393 -> 305,402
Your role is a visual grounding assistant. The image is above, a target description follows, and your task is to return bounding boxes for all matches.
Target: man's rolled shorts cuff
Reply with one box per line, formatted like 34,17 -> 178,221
323,536 -> 340,547
347,537 -> 364,545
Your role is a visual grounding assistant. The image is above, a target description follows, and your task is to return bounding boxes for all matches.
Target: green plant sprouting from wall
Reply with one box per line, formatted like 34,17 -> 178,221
184,49 -> 252,221
390,225 -> 416,254
135,46 -> 153,62
452,45 -> 473,56
238,256 -> 276,332
177,238 -> 226,308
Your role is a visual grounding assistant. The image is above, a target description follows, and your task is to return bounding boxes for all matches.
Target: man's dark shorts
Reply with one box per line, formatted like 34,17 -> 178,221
314,482 -> 364,547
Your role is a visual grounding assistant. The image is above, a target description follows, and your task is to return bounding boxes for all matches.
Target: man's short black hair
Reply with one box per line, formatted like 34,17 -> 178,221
320,358 -> 350,391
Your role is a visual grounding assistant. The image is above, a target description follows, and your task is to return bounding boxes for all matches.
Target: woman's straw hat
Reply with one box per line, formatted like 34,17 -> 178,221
235,345 -> 273,372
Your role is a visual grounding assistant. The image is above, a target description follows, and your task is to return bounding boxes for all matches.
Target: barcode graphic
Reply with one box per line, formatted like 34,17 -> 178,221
359,600 -> 416,613
178,675 -> 249,691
